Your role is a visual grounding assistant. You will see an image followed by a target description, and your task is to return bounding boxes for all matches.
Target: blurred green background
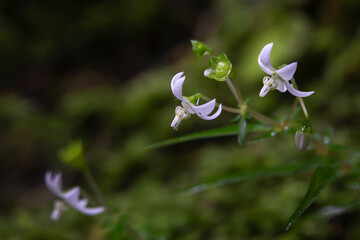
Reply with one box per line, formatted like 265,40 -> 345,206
0,0 -> 359,239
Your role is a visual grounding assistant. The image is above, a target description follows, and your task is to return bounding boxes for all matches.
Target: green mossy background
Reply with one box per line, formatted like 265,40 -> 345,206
0,0 -> 359,239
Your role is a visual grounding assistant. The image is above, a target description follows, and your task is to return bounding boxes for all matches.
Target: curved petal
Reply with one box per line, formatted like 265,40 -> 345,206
275,62 -> 297,81
76,206 -> 105,216
190,99 -> 216,116
258,43 -> 275,75
45,171 -> 63,197
275,78 -> 287,92
171,73 -> 186,101
171,72 -> 184,88
62,187 -> 80,206
77,198 -> 89,208
197,104 -> 222,120
283,80 -> 314,97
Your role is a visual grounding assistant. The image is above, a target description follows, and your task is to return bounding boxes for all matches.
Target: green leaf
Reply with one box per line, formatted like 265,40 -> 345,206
180,161 -> 318,195
106,217 -> 126,240
145,123 -> 271,150
237,115 -> 247,145
204,53 -> 232,81
286,157 -> 339,230
328,144 -> 351,152
191,40 -> 212,60
58,140 -> 86,170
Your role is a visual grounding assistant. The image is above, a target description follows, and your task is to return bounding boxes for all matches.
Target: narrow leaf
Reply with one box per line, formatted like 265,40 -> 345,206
180,161 -> 318,195
145,123 -> 271,150
237,115 -> 247,145
286,157 -> 339,230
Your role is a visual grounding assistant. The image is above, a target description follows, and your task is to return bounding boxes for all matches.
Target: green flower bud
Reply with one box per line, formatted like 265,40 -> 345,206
215,61 -> 230,78
204,53 -> 232,81
191,40 -> 212,60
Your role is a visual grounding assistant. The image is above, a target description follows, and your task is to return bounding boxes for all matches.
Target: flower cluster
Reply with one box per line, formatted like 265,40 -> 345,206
258,43 -> 314,98
171,72 -> 222,130
45,171 -> 105,221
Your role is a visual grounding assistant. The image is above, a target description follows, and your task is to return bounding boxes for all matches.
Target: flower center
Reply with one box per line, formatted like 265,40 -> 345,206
259,76 -> 278,97
51,200 -> 68,221
171,105 -> 191,130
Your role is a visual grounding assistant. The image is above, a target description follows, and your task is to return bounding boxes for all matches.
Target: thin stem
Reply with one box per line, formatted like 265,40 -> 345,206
290,78 -> 309,119
226,78 -> 245,107
247,107 -> 281,128
201,96 -> 240,114
201,96 -> 280,127
283,98 -> 299,125
82,167 -> 105,204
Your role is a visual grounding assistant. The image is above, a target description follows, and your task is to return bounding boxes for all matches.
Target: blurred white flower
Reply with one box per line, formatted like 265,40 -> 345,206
258,43 -> 314,98
171,72 -> 222,130
45,171 -> 105,221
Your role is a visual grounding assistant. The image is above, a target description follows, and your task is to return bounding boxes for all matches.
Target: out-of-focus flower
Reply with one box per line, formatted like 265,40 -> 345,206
171,72 -> 222,130
45,171 -> 105,221
258,43 -> 314,98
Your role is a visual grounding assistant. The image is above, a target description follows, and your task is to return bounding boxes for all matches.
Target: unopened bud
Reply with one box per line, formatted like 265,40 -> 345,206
204,53 -> 232,81
295,130 -> 311,151
215,61 -> 230,78
295,120 -> 312,151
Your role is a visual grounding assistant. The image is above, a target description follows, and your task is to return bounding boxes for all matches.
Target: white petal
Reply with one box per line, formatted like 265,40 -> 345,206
197,104 -> 222,120
258,43 -> 275,75
190,99 -> 216,116
63,190 -> 105,216
275,78 -> 287,92
62,187 -> 80,206
171,72 -> 184,88
171,72 -> 186,101
51,208 -> 61,221
171,78 -> 186,101
275,62 -> 297,81
77,198 -> 89,208
76,206 -> 105,216
283,80 -> 314,97
45,171 -> 63,197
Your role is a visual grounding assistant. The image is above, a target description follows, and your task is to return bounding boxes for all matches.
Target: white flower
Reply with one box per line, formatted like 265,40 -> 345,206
258,43 -> 314,98
170,72 -> 222,130
45,171 -> 105,221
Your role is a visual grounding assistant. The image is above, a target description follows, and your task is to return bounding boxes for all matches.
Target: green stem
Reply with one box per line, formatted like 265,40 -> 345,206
247,107 -> 281,128
82,167 -> 105,204
201,96 -> 240,114
226,78 -> 245,107
290,78 -> 309,119
202,96 -> 280,127
283,98 -> 299,125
